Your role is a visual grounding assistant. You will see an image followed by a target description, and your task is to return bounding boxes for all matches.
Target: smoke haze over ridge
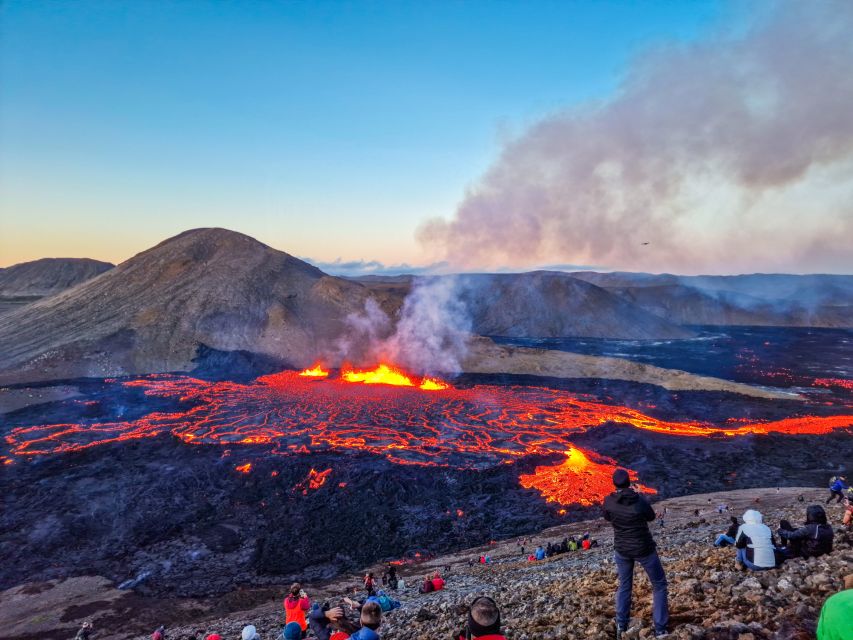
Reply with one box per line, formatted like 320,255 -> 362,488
419,0 -> 853,275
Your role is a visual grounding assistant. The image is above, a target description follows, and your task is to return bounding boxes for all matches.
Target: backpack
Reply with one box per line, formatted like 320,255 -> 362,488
377,595 -> 392,612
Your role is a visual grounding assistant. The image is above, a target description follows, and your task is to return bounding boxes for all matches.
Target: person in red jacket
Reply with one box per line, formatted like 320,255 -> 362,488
363,572 -> 377,596
431,571 -> 445,591
283,583 -> 311,633
455,596 -> 506,640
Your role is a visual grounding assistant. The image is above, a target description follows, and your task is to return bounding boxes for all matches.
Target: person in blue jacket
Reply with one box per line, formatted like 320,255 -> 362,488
534,546 -> 546,561
826,476 -> 848,504
348,601 -> 382,640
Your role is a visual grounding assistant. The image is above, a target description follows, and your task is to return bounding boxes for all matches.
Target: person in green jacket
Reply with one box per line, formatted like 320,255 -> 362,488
817,574 -> 853,640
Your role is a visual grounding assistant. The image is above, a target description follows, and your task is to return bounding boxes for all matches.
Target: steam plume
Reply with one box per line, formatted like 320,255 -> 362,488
420,1 -> 853,274
331,277 -> 471,376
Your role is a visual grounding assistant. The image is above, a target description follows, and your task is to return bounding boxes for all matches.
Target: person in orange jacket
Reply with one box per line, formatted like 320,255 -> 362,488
283,583 -> 311,633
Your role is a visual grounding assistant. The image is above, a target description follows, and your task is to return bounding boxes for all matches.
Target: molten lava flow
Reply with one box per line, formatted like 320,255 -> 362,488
294,467 -> 332,494
299,364 -> 330,378
342,364 -> 414,386
4,370 -> 851,506
420,377 -> 449,391
340,363 -> 450,391
814,378 -> 853,392
235,462 -> 252,473
519,448 -> 656,506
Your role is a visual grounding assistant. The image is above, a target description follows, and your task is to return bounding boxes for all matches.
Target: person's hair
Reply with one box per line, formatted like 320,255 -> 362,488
290,582 -> 301,596
806,505 -> 828,525
470,597 -> 500,627
360,601 -> 382,629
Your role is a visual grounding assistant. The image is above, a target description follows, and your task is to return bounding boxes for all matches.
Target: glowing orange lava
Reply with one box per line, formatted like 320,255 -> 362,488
4,370 -> 851,506
340,363 -> 449,391
420,377 -> 449,391
342,364 -> 415,387
299,364 -> 330,378
294,467 -> 332,494
814,378 -> 853,392
235,462 -> 252,473
519,448 -> 656,506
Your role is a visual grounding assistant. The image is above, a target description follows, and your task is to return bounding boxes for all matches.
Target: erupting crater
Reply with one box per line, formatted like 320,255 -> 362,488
4,365 -> 852,506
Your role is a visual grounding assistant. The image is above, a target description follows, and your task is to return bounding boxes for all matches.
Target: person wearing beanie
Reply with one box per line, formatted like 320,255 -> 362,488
816,574 -> 853,640
282,622 -> 303,640
455,596 -> 506,640
603,468 -> 669,638
242,626 -> 260,640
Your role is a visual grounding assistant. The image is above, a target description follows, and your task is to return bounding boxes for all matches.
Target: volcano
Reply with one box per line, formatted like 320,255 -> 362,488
0,229 -> 402,383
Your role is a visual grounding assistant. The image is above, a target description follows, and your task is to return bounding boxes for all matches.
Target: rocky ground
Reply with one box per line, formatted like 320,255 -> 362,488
3,487 -> 849,640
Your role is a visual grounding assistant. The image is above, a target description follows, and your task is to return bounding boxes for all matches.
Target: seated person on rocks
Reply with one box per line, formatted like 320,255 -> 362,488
282,622 -> 304,640
348,601 -> 383,640
714,516 -> 740,547
283,583 -> 311,634
419,575 -> 435,593
374,590 -> 401,612
242,626 -> 260,640
816,573 -> 853,640
778,504 -> 834,559
534,545 -> 545,560
431,571 -> 445,591
734,509 -> 778,571
455,596 -> 506,640
152,626 -> 166,640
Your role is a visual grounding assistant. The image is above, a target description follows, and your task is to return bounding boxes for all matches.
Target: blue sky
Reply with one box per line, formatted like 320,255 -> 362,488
2,1 -> 733,268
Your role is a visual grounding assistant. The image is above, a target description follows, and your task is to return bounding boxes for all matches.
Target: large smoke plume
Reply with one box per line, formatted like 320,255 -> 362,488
419,1 -> 853,274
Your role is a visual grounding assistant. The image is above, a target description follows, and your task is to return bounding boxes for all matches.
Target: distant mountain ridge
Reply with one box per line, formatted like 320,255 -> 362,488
0,257 -> 115,314
0,257 -> 113,296
568,271 -> 853,328
0,229 -> 849,384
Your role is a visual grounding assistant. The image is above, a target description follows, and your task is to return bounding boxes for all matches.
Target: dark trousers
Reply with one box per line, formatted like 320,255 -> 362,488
614,549 -> 669,634
826,490 -> 844,504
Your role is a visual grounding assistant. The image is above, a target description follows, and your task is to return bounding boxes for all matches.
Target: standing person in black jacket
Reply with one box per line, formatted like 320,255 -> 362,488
603,469 -> 669,638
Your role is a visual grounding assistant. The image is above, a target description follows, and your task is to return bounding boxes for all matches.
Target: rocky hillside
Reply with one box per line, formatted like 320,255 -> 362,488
0,257 -> 114,313
153,488 -> 852,640
3,487 -> 847,640
456,272 -> 693,339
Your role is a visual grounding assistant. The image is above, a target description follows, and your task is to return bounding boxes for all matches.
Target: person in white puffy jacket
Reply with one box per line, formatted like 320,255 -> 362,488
734,509 -> 778,570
